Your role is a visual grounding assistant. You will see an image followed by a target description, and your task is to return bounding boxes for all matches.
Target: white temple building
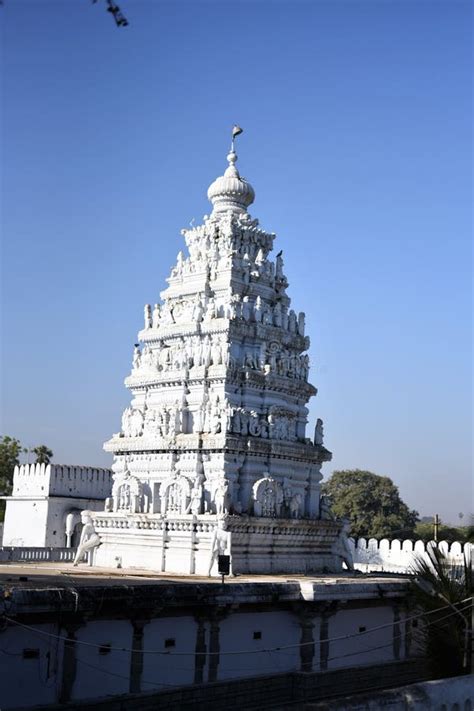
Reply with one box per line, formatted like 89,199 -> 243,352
90,130 -> 348,575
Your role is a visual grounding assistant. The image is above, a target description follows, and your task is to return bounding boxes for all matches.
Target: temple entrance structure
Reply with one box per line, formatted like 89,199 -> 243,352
93,130 -> 346,575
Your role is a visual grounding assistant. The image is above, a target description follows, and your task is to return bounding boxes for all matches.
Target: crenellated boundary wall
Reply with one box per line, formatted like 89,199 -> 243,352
349,537 -> 472,573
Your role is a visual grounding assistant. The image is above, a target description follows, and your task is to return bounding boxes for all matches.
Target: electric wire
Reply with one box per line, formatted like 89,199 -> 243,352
2,598 -> 471,658
5,604 -> 468,696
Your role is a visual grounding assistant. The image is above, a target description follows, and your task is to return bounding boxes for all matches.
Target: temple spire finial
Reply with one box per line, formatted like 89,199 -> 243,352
230,125 -> 243,154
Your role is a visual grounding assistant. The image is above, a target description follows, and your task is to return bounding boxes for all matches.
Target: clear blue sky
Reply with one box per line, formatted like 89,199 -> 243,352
1,0 -> 472,524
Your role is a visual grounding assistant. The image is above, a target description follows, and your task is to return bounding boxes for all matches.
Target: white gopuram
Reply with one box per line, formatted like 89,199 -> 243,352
93,130 -> 346,575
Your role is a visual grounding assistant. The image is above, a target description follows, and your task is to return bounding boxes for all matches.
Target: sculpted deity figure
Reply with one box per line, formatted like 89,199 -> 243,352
239,409 -> 249,436
161,301 -> 175,324
129,409 -> 144,437
213,480 -> 229,515
255,248 -> 265,268
73,511 -> 100,566
254,295 -> 263,324
192,293 -> 205,322
275,251 -> 284,280
207,516 -> 231,577
142,345 -> 155,370
132,345 -> 141,371
185,472 -> 204,515
273,301 -> 282,328
248,411 -> 261,437
152,303 -> 161,329
288,309 -> 297,333
175,250 -> 184,276
319,494 -> 334,520
339,518 -> 355,571
121,407 -> 132,437
144,304 -> 152,330
314,418 -> 324,446
253,475 -> 283,517
297,311 -> 305,336
210,396 -> 222,434
202,335 -> 212,368
193,402 -> 204,433
242,295 -> 252,321
242,253 -> 251,285
232,407 -> 242,434
262,303 -> 273,326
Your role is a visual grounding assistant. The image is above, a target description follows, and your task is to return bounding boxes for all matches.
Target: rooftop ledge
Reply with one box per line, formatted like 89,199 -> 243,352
0,562 -> 410,615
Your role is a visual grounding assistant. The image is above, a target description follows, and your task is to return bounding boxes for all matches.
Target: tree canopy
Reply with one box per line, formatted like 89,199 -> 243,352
0,436 -> 53,520
322,469 -> 419,539
0,436 -> 24,497
33,445 -> 53,465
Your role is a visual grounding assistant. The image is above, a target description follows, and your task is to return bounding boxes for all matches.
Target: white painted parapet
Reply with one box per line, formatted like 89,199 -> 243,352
11,464 -> 112,499
349,537 -> 472,573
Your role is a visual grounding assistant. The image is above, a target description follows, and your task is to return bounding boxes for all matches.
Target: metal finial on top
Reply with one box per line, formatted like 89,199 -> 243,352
231,125 -> 243,153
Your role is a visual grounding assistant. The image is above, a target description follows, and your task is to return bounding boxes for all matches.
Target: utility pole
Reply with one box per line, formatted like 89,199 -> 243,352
433,513 -> 440,542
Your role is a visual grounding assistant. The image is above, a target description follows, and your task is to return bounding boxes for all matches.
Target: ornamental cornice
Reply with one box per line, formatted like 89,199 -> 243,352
91,511 -> 341,538
104,431 -> 330,464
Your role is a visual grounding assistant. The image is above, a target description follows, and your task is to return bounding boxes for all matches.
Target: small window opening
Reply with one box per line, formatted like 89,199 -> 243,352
358,626 -> 366,633
164,638 -> 175,648
253,631 -> 262,640
23,648 -> 40,659
412,620 -> 418,628
98,644 -> 111,655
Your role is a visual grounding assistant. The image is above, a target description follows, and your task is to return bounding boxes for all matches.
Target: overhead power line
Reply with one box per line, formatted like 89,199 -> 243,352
2,598 -> 471,658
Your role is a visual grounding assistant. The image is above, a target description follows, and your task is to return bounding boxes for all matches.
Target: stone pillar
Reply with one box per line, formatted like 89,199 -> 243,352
129,619 -> 148,694
319,602 -> 338,671
59,622 -> 84,704
207,606 -> 230,683
294,606 -> 315,672
392,603 -> 401,661
194,615 -> 207,684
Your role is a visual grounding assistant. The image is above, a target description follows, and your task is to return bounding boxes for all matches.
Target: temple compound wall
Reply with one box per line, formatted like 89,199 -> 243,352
350,538 -> 473,574
1,464 -> 112,548
0,576 -> 430,710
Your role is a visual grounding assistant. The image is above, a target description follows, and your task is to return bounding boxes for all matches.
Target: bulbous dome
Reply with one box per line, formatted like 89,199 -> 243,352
207,150 -> 255,214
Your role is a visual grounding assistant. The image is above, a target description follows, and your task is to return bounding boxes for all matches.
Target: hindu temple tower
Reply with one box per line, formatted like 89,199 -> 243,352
92,129 -> 347,575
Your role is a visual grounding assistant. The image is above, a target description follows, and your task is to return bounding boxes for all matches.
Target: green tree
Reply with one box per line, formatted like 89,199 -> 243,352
0,435 -> 25,520
322,469 -> 419,538
415,521 -> 468,543
33,445 -> 53,465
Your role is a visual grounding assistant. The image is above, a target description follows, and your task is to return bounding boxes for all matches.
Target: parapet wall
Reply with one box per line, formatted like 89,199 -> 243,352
12,463 -> 112,499
349,537 -> 472,573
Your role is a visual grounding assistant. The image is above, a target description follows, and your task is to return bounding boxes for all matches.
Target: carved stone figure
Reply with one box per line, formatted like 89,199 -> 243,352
161,470 -> 191,515
253,475 -> 283,517
129,409 -> 144,437
297,311 -> 305,336
254,295 -> 263,323
132,345 -> 141,371
273,301 -> 282,327
338,518 -> 354,570
242,295 -> 252,321
185,472 -> 204,515
144,304 -> 152,329
152,303 -> 161,329
121,407 -> 132,436
275,251 -> 284,279
73,511 -> 100,566
314,418 -> 324,446
207,516 -> 231,576
213,479 -> 229,514
288,309 -> 297,333
319,494 -> 334,520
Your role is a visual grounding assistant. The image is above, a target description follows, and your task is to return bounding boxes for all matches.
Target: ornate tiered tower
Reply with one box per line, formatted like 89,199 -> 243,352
92,131 -> 345,575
